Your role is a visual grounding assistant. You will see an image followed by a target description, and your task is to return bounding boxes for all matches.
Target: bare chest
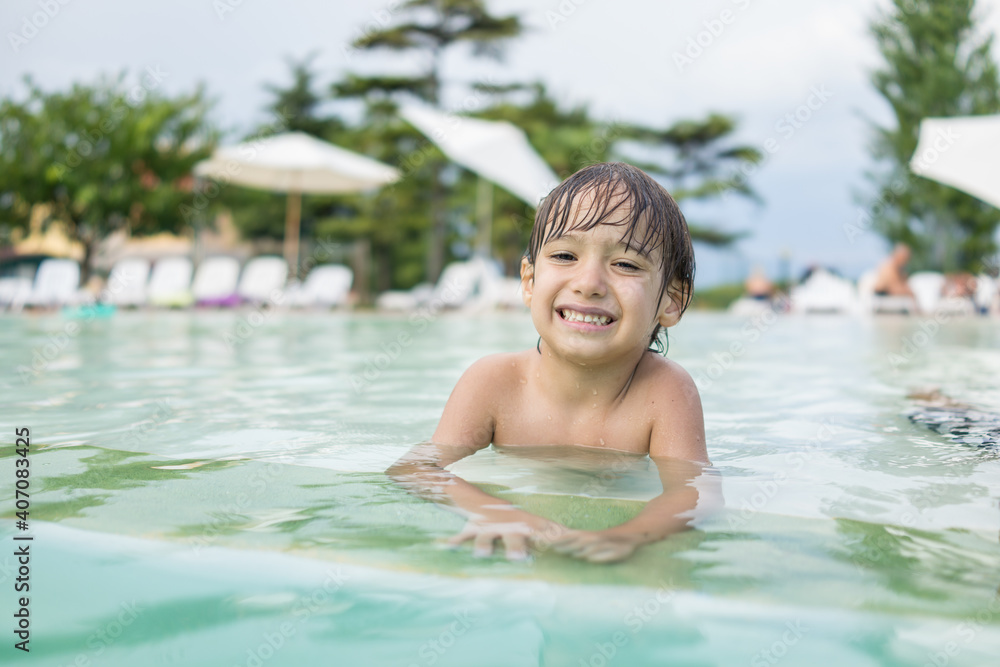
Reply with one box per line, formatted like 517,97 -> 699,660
492,387 -> 654,455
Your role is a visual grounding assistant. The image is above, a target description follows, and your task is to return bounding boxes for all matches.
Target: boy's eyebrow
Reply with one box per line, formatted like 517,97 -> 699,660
550,231 -> 654,260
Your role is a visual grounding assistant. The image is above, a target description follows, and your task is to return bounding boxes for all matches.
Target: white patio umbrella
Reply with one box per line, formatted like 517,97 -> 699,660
194,132 -> 400,269
910,114 -> 1000,209
400,105 -> 558,256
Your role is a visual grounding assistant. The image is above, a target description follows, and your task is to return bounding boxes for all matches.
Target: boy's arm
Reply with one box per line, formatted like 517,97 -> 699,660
648,363 -> 708,464
385,356 -> 564,559
602,455 -> 719,540
386,355 -> 497,471
611,364 -> 713,540
549,456 -> 721,562
385,356 -> 497,494
549,365 -> 717,562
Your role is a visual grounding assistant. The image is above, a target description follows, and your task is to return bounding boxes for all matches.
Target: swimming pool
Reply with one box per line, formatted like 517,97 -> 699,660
1,309 -> 998,666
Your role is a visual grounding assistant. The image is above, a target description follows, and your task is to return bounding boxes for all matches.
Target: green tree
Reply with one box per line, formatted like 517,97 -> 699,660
625,113 -> 763,246
263,53 -> 345,140
0,73 -> 217,279
339,0 -> 524,282
314,98 -> 442,293
867,0 -> 1000,271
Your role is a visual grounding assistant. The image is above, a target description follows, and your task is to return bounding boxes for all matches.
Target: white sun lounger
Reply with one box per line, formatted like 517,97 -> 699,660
907,272 -> 946,314
287,264 -> 353,308
104,257 -> 151,307
193,256 -> 241,306
432,259 -> 485,308
375,257 -> 518,311
0,277 -> 33,312
485,277 -> 525,309
147,257 -> 194,307
728,296 -> 775,317
790,268 -> 858,314
974,274 -> 998,314
237,256 -> 288,304
24,258 -> 82,309
375,283 -> 434,311
908,271 -> 976,316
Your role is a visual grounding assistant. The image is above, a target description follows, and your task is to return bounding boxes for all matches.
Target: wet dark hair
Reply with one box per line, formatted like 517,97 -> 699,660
526,162 -> 695,352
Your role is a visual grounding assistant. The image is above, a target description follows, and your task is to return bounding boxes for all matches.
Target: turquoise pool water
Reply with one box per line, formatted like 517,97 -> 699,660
1,310 -> 999,666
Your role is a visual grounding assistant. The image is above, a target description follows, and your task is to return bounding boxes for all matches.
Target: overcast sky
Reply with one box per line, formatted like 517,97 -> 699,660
4,0 -> 999,285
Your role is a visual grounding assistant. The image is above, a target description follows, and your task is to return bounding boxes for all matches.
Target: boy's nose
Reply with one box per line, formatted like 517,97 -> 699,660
571,259 -> 607,298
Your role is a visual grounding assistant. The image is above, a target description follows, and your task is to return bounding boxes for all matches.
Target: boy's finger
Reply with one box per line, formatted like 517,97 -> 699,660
544,530 -> 581,547
551,539 -> 587,552
550,534 -> 590,553
584,545 -> 629,563
587,550 -> 628,563
536,524 -> 571,544
504,534 -> 528,561
472,533 -> 496,558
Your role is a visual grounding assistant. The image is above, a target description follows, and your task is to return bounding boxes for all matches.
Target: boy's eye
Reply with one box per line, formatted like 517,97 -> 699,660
551,251 -> 575,261
614,261 -> 640,271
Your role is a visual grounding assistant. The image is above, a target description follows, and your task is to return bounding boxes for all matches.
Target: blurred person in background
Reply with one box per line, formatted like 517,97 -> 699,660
872,243 -> 915,299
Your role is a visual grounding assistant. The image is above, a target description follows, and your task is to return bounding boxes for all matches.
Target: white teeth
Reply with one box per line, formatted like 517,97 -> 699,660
560,309 -> 610,325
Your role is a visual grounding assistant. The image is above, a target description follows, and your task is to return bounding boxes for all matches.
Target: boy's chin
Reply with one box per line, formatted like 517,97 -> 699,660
542,338 -> 640,364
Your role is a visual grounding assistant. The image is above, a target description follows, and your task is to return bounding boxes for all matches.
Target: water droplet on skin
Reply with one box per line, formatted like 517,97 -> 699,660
600,438 -> 605,446
576,383 -> 580,389
547,415 -> 552,420
592,389 -> 597,395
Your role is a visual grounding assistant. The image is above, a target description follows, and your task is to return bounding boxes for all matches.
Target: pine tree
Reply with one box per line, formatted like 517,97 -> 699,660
626,113 -> 763,246
262,53 -> 344,140
334,0 -> 523,282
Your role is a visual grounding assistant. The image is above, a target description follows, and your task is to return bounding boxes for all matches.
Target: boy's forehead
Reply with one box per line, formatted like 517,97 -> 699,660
541,188 -> 631,236
565,185 -> 632,222
533,178 -> 672,266
544,191 -> 655,246
549,223 -> 635,245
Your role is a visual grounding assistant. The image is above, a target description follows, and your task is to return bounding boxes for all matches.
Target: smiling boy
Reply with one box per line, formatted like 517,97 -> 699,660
387,162 -> 710,562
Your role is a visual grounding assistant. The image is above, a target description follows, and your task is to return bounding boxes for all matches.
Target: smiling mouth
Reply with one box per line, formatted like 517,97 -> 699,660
558,308 -> 615,326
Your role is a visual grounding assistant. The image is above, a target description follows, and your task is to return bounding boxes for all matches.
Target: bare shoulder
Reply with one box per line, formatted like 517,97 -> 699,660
431,351 -> 530,448
639,353 -> 708,463
458,350 -> 531,394
638,353 -> 700,401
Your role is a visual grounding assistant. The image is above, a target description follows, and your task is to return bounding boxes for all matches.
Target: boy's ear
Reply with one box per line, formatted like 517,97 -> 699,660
519,257 -> 534,307
657,288 -> 683,328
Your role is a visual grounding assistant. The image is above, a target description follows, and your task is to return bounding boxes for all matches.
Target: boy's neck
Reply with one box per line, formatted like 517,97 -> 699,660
533,342 -> 648,407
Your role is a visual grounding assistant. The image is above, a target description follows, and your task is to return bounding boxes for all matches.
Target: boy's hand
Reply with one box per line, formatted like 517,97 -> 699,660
445,510 -> 569,561
547,529 -> 644,563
